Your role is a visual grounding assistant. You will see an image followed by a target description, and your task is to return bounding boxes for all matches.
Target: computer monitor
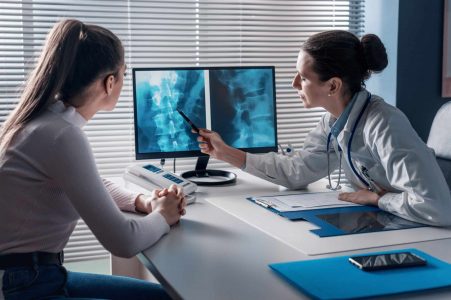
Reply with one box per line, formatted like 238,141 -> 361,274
132,66 -> 277,185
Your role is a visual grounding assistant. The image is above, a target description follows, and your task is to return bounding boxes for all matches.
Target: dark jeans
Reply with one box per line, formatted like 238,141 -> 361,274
0,264 -> 171,300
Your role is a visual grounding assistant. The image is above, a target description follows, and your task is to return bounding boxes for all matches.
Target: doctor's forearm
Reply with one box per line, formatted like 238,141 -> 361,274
378,192 -> 451,226
218,145 -> 247,169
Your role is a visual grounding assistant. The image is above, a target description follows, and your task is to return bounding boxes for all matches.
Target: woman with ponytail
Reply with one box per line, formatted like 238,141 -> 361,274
196,30 -> 451,226
0,19 -> 183,299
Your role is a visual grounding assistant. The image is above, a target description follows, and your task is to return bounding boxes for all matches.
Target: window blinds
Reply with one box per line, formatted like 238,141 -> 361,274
0,0 -> 364,262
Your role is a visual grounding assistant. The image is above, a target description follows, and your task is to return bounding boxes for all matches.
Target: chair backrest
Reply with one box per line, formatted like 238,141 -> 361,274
427,101 -> 451,188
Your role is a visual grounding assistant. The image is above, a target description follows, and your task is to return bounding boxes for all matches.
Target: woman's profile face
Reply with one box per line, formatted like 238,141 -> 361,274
292,50 -> 329,109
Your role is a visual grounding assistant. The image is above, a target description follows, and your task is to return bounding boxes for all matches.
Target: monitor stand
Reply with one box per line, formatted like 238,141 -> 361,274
180,156 -> 237,186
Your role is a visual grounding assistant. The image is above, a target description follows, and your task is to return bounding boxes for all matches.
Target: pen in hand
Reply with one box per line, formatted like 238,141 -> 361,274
176,108 -> 200,133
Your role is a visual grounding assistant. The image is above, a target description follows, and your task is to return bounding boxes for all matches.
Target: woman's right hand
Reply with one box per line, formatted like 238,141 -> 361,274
150,184 -> 185,226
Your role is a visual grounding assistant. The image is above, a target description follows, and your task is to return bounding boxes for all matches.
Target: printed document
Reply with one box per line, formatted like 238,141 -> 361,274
252,192 -> 361,212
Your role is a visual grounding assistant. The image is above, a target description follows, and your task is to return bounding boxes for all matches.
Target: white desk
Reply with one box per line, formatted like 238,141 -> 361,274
134,169 -> 451,300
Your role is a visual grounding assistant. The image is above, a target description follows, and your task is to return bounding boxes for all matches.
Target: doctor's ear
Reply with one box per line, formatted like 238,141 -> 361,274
104,74 -> 115,96
327,77 -> 343,97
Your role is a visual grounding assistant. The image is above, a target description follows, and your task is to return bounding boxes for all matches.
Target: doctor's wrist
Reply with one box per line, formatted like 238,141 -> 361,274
218,145 -> 246,168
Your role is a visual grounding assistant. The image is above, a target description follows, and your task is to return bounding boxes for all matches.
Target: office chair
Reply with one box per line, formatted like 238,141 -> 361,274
427,101 -> 451,188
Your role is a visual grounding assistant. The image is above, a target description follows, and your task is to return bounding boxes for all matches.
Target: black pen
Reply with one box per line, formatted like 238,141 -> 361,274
176,108 -> 200,133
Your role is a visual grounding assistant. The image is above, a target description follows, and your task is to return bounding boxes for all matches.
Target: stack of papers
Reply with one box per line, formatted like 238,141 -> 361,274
252,192 -> 361,212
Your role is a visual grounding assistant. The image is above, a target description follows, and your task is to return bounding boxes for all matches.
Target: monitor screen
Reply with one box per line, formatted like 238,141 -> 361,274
132,66 -> 277,159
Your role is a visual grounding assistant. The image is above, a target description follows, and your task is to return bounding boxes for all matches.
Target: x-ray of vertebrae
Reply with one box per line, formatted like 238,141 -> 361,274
135,70 -> 206,153
134,67 -> 276,155
209,68 -> 276,149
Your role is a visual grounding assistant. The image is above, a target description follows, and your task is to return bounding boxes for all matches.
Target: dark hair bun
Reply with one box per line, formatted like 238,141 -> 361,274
361,34 -> 388,72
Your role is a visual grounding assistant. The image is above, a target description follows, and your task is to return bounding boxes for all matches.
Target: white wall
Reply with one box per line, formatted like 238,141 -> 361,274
364,0 -> 399,106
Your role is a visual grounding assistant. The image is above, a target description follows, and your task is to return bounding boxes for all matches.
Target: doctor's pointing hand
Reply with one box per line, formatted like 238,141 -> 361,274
196,128 -> 246,169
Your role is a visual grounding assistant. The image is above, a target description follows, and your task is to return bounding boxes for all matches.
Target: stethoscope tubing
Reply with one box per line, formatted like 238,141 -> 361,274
326,93 -> 372,190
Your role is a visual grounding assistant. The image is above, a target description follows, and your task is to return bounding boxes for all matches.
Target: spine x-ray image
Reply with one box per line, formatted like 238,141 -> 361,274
209,68 -> 276,149
135,70 -> 206,154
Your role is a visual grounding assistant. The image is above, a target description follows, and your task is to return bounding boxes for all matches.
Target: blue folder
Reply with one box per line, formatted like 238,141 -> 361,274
269,248 -> 451,300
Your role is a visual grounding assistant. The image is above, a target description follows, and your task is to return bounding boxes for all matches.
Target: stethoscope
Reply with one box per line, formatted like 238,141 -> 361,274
326,93 -> 374,191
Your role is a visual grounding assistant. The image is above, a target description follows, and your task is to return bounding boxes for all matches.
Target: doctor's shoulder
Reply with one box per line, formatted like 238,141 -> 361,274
361,101 -> 429,167
364,97 -> 413,133
361,96 -> 423,148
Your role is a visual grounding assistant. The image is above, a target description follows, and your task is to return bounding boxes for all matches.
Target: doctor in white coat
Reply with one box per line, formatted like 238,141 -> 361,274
196,30 -> 451,226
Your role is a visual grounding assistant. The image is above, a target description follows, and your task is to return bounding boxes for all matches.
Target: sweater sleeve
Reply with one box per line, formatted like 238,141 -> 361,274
44,125 -> 169,257
102,178 -> 139,213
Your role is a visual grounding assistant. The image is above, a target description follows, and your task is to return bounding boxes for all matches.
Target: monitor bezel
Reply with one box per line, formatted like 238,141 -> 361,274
132,65 -> 278,160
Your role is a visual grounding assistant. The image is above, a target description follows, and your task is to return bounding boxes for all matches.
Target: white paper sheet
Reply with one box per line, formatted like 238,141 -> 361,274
254,192 -> 360,212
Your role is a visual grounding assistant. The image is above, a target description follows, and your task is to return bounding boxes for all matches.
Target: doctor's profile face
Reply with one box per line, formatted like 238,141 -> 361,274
292,50 -> 330,109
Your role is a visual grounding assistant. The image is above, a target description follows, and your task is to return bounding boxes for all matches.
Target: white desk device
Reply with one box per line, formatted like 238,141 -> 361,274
124,164 -> 197,204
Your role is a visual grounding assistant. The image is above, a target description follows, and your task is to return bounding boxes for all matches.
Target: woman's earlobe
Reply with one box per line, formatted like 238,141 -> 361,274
104,75 -> 114,95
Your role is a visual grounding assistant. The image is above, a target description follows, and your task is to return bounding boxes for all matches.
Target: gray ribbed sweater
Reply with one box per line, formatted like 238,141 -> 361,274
0,101 -> 169,257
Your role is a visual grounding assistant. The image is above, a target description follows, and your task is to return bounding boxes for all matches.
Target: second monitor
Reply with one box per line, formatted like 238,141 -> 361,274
132,66 -> 278,184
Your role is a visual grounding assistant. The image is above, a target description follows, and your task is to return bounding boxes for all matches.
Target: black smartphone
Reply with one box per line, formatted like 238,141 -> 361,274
348,252 -> 427,271
176,108 -> 200,133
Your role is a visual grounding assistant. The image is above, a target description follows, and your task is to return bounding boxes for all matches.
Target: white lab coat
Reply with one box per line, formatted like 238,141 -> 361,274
244,89 -> 451,226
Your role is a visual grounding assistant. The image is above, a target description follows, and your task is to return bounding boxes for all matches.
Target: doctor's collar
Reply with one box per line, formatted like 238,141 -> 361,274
329,93 -> 358,138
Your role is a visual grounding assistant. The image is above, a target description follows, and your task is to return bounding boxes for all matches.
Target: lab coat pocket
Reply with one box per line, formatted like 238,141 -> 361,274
366,162 -> 389,192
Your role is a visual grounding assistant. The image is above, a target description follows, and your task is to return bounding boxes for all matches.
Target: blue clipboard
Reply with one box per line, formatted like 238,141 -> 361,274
247,197 -> 425,237
269,248 -> 451,300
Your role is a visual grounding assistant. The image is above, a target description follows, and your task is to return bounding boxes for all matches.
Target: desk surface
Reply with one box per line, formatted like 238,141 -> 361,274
132,169 -> 451,300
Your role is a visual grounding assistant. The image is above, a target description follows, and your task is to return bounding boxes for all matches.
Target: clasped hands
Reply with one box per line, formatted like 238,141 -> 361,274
135,184 -> 186,226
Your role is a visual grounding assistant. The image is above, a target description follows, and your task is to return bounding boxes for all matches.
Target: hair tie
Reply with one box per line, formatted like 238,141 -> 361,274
79,23 -> 87,41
